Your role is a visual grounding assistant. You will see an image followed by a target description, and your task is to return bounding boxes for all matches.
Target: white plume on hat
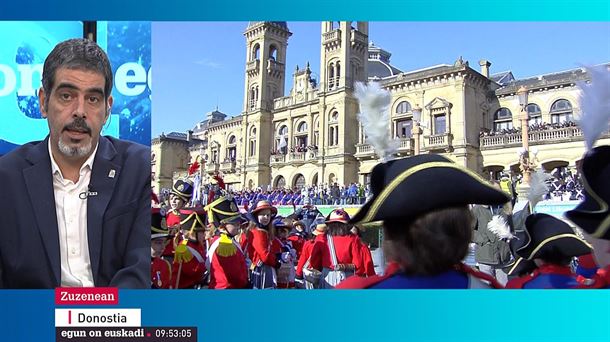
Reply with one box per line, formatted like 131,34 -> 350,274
354,81 -> 399,162
487,215 -> 515,240
527,169 -> 552,209
577,65 -> 610,151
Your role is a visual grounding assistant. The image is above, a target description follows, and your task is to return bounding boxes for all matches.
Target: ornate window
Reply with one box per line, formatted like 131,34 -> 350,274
396,101 -> 412,115
433,114 -> 447,135
550,99 -> 573,124
396,119 -> 413,139
329,111 -> 339,146
249,127 -> 257,157
526,103 -> 542,125
494,108 -> 513,131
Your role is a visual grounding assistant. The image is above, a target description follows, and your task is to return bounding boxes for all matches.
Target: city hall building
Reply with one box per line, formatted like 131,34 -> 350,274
151,21 -> 609,195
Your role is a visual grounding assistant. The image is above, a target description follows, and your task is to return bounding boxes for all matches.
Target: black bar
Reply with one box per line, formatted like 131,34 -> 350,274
56,327 -> 197,342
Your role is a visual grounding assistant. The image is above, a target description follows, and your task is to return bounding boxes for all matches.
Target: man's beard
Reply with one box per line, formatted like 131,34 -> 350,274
58,137 -> 92,158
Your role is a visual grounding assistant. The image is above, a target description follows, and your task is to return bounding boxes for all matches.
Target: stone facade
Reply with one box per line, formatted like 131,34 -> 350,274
151,21 -> 610,195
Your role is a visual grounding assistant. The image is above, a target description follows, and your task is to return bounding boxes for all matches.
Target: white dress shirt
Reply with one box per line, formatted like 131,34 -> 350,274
49,140 -> 98,287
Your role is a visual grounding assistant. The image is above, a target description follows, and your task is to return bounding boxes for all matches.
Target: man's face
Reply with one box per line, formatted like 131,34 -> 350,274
39,68 -> 112,160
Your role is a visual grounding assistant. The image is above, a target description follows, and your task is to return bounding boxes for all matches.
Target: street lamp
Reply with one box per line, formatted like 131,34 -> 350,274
411,105 -> 423,155
517,86 -> 536,201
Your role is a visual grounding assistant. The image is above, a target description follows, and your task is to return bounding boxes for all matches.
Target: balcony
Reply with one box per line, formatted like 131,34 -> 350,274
480,126 -> 589,150
246,59 -> 259,74
425,133 -> 453,152
397,138 -> 413,155
350,30 -> 368,50
323,29 -> 341,46
355,143 -> 375,159
205,162 -> 220,174
220,160 -> 237,173
288,152 -> 306,163
270,154 -> 286,166
267,59 -> 284,76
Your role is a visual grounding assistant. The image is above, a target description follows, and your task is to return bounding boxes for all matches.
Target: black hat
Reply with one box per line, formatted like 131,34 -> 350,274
171,179 -> 194,202
350,154 -> 509,224
204,196 -> 242,228
505,257 -> 537,277
179,208 -> 207,233
151,207 -> 170,240
513,213 -> 592,261
565,146 -> 610,240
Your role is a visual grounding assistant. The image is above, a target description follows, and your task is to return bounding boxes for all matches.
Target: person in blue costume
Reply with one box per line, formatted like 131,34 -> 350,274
505,213 -> 597,289
336,154 -> 509,289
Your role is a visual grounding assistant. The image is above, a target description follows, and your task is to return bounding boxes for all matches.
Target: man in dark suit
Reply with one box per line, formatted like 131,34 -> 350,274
0,38 -> 149,288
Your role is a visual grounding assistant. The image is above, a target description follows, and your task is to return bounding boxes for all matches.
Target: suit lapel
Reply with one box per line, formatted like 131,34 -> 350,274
23,137 -> 60,286
87,137 -> 121,284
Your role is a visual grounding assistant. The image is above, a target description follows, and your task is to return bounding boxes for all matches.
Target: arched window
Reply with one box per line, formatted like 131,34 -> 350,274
330,111 -> 339,123
276,125 -> 288,154
336,62 -> 341,78
329,111 -> 339,146
550,99 -> 573,124
274,175 -> 286,189
396,101 -> 412,114
293,174 -> 306,189
269,45 -> 277,60
328,63 -> 335,90
249,127 -> 257,157
228,135 -> 236,145
252,44 -> 260,61
494,108 -> 513,131
526,103 -> 542,125
297,122 -> 308,133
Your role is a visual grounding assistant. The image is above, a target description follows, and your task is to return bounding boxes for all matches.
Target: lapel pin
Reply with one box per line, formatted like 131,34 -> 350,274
109,169 -> 116,178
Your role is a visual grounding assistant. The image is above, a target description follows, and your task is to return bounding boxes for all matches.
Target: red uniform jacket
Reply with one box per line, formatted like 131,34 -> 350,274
296,240 -> 316,278
170,240 -> 206,289
353,235 -> 376,277
207,235 -> 248,289
250,228 -> 281,267
151,257 -> 172,289
310,234 -> 365,275
238,230 -> 254,260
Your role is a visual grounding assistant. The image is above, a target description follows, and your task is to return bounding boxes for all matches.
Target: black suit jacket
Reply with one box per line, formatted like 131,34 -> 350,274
0,136 -> 150,288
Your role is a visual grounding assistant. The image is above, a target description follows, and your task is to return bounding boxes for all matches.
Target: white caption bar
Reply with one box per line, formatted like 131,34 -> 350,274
55,309 -> 141,327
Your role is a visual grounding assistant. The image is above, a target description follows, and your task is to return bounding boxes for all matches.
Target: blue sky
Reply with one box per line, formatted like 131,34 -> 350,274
152,21 -> 610,137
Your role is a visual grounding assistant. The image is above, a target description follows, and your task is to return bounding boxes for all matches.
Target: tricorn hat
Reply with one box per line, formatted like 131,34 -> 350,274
565,146 -> 610,240
151,207 -> 170,240
179,208 -> 207,233
350,154 -> 510,224
171,179 -> 194,202
204,196 -> 243,228
513,213 -> 592,261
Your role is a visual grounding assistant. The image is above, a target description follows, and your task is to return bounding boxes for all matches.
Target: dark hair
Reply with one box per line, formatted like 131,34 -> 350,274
383,206 -> 473,276
327,222 -> 350,236
42,38 -> 113,109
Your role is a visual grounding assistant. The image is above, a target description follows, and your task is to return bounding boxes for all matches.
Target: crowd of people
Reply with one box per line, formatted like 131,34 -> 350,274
151,144 -> 610,289
151,179 -> 375,289
480,120 -> 578,138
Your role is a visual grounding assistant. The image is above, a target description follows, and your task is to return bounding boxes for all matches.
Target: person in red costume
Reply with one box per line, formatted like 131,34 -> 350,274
163,179 -> 194,260
275,218 -> 297,288
350,226 -> 376,277
248,200 -> 284,289
296,224 -> 326,289
309,209 -> 365,288
151,208 -> 172,289
336,154 -> 510,289
170,208 -> 207,289
287,220 -> 308,260
205,196 -> 249,289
